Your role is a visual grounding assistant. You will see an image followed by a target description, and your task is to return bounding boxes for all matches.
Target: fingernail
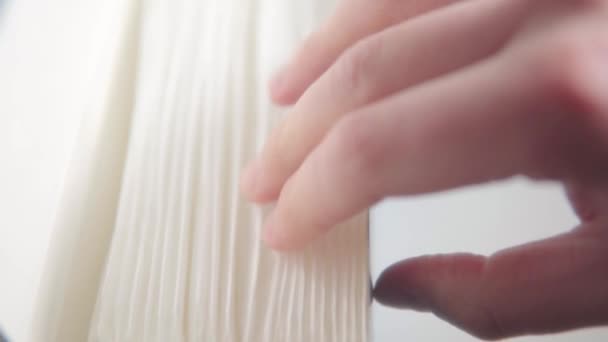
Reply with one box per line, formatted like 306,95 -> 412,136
269,66 -> 289,98
374,278 -> 429,311
264,209 -> 299,251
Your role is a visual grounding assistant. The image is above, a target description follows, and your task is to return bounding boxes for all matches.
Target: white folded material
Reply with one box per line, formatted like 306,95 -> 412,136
20,0 -> 369,341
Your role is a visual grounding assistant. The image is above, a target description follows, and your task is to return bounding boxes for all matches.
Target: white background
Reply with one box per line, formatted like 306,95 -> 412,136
0,1 -> 114,340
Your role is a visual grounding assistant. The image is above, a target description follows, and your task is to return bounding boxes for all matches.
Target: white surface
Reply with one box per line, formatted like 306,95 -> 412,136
0,1 -> 112,340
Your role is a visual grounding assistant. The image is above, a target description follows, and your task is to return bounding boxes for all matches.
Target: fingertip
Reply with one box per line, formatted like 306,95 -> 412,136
262,210 -> 297,251
374,254 -> 487,311
262,203 -> 325,251
269,68 -> 299,106
373,261 -> 431,311
269,35 -> 329,106
240,161 -> 281,203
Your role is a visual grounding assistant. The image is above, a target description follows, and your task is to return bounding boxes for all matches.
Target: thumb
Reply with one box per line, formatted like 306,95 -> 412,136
374,227 -> 608,340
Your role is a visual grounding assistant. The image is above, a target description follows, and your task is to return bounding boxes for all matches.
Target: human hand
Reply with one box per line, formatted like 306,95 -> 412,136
241,0 -> 608,339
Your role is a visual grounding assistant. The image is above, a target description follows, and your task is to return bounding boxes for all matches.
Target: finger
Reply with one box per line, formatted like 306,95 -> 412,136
244,0 -> 528,202
269,0 -> 463,105
262,27 -> 608,249
565,181 -> 608,222
373,226 -> 608,340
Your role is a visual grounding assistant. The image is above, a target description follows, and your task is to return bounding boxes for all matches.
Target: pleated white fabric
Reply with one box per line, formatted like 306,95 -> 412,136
28,0 -> 370,341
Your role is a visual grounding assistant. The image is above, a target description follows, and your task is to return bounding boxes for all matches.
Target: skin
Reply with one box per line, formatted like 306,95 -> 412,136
241,0 -> 608,339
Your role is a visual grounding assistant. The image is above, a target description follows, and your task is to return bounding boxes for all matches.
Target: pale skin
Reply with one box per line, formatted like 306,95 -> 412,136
241,0 -> 608,340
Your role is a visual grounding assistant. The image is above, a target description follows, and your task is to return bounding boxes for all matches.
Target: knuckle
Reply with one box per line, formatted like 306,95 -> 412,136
328,113 -> 385,188
444,258 -> 509,341
331,36 -> 383,95
536,34 -> 606,116
272,121 -> 297,171
464,304 -> 507,341
518,28 -> 608,178
449,285 -> 509,341
440,270 -> 510,340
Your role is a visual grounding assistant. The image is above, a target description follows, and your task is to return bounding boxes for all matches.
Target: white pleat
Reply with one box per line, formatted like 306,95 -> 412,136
80,0 -> 370,341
